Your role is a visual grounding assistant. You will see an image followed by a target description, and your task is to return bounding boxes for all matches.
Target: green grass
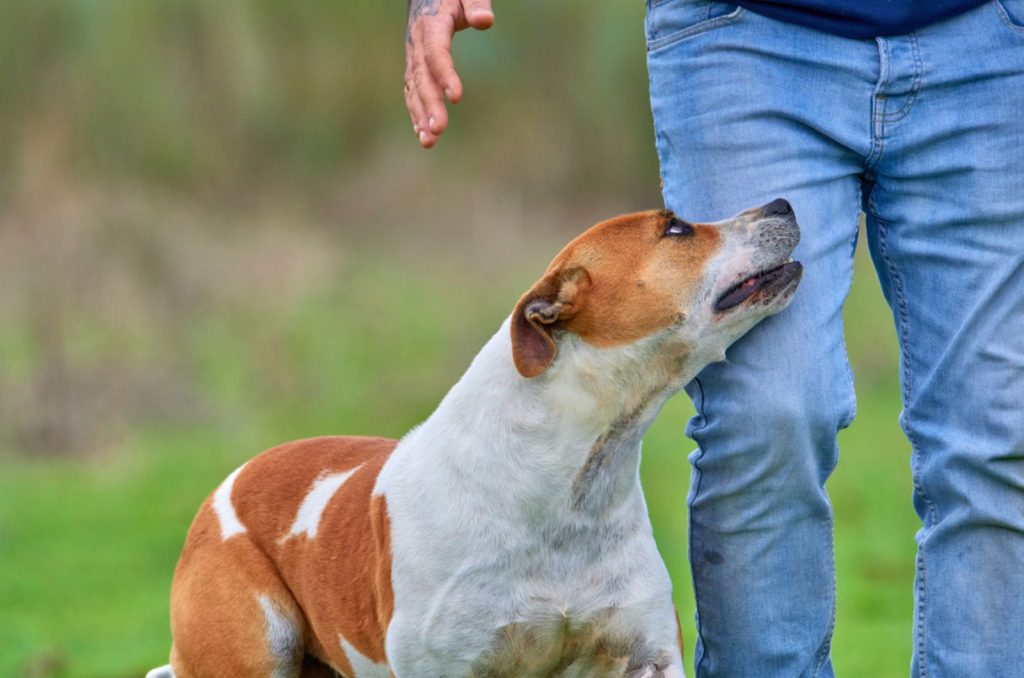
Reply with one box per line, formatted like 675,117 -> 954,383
0,236 -> 920,677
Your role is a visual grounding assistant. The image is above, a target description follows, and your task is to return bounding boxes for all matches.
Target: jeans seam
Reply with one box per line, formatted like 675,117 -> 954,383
866,39 -> 889,169
916,547 -> 930,678
812,511 -> 838,676
646,7 -> 745,52
881,33 -> 923,122
991,0 -> 1024,33
687,375 -> 711,677
867,196 -> 937,677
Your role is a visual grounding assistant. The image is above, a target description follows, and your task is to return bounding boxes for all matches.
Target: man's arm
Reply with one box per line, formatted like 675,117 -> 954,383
404,0 -> 494,148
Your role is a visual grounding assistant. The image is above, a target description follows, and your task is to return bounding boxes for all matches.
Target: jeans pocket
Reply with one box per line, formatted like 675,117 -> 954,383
993,0 -> 1024,31
646,0 -> 743,52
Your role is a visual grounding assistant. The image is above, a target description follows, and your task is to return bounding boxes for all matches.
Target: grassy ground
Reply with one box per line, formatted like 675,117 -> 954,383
0,228 -> 919,677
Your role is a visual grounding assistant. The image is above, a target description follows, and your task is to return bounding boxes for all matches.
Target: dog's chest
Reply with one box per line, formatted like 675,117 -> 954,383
425,534 -> 661,675
469,610 -> 638,677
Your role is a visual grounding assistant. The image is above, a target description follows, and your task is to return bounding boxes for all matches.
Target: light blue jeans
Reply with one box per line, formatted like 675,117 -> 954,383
646,1 -> 1024,676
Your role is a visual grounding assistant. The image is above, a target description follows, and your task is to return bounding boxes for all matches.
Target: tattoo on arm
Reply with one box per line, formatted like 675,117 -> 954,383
409,0 -> 440,19
407,0 -> 440,42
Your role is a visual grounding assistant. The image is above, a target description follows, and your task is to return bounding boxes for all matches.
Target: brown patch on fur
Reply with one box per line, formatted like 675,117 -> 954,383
169,436 -> 397,677
511,211 -> 720,377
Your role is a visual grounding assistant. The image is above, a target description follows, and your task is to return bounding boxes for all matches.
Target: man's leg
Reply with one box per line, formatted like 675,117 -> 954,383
646,8 -> 875,676
863,5 -> 1024,675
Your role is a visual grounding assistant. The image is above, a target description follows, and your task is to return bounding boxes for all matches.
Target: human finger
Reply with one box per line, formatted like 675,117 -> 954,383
461,0 -> 494,30
412,60 -> 448,137
421,21 -> 464,103
404,74 -> 430,143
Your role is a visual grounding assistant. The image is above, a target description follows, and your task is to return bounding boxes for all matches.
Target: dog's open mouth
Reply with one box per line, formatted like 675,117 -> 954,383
714,261 -> 803,312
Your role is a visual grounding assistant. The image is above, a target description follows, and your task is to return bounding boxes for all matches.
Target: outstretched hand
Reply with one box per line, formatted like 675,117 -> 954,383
404,0 -> 494,148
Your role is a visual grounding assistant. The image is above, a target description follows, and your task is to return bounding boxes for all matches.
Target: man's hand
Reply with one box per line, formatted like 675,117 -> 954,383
405,0 -> 494,149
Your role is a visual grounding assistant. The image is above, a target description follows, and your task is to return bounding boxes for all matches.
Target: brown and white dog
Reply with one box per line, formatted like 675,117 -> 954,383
148,201 -> 801,678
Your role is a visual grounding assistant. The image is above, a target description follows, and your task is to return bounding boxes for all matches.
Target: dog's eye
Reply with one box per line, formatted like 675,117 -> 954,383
664,218 -> 694,238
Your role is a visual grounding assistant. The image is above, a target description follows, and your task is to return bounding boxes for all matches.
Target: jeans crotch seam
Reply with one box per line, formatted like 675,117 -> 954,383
867,196 -> 936,678
687,375 -> 711,677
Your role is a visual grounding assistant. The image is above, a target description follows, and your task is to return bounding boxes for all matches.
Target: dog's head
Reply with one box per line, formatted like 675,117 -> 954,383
511,200 -> 802,380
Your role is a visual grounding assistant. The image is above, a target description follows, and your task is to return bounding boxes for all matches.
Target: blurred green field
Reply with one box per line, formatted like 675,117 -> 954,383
0,238 -> 917,677
0,1 -> 920,676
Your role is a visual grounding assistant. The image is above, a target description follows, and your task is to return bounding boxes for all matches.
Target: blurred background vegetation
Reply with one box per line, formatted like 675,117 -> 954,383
0,1 -> 917,676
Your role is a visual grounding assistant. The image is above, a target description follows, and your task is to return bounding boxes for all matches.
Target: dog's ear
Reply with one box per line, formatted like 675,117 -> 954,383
510,267 -> 589,378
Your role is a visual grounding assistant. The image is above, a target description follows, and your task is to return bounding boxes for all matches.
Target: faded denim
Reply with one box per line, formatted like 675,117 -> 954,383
646,1 -> 1024,676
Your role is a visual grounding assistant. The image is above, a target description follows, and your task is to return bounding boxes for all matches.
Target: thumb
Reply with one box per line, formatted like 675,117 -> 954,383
461,0 -> 494,29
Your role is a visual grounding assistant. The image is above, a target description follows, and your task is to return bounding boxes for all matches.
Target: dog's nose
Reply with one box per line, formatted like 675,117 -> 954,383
763,198 -> 793,216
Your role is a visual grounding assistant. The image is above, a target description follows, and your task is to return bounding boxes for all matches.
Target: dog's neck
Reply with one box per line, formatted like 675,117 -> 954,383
410,317 -> 701,518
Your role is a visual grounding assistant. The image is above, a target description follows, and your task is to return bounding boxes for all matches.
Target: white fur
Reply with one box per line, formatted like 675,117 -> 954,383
212,464 -> 247,540
284,466 -> 363,541
144,666 -> 175,678
258,594 -> 301,678
340,634 -> 391,678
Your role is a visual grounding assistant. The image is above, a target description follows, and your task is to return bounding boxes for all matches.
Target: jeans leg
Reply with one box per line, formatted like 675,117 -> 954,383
646,9 -> 876,676
863,6 -> 1024,676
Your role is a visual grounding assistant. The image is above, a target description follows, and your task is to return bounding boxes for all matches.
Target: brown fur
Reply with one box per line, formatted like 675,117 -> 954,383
512,210 -> 720,376
169,436 -> 396,677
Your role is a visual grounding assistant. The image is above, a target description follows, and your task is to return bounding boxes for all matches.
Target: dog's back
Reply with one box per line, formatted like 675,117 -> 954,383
168,436 -> 396,677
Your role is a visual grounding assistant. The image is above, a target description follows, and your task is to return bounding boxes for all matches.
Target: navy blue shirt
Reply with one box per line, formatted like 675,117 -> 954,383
734,0 -> 990,38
